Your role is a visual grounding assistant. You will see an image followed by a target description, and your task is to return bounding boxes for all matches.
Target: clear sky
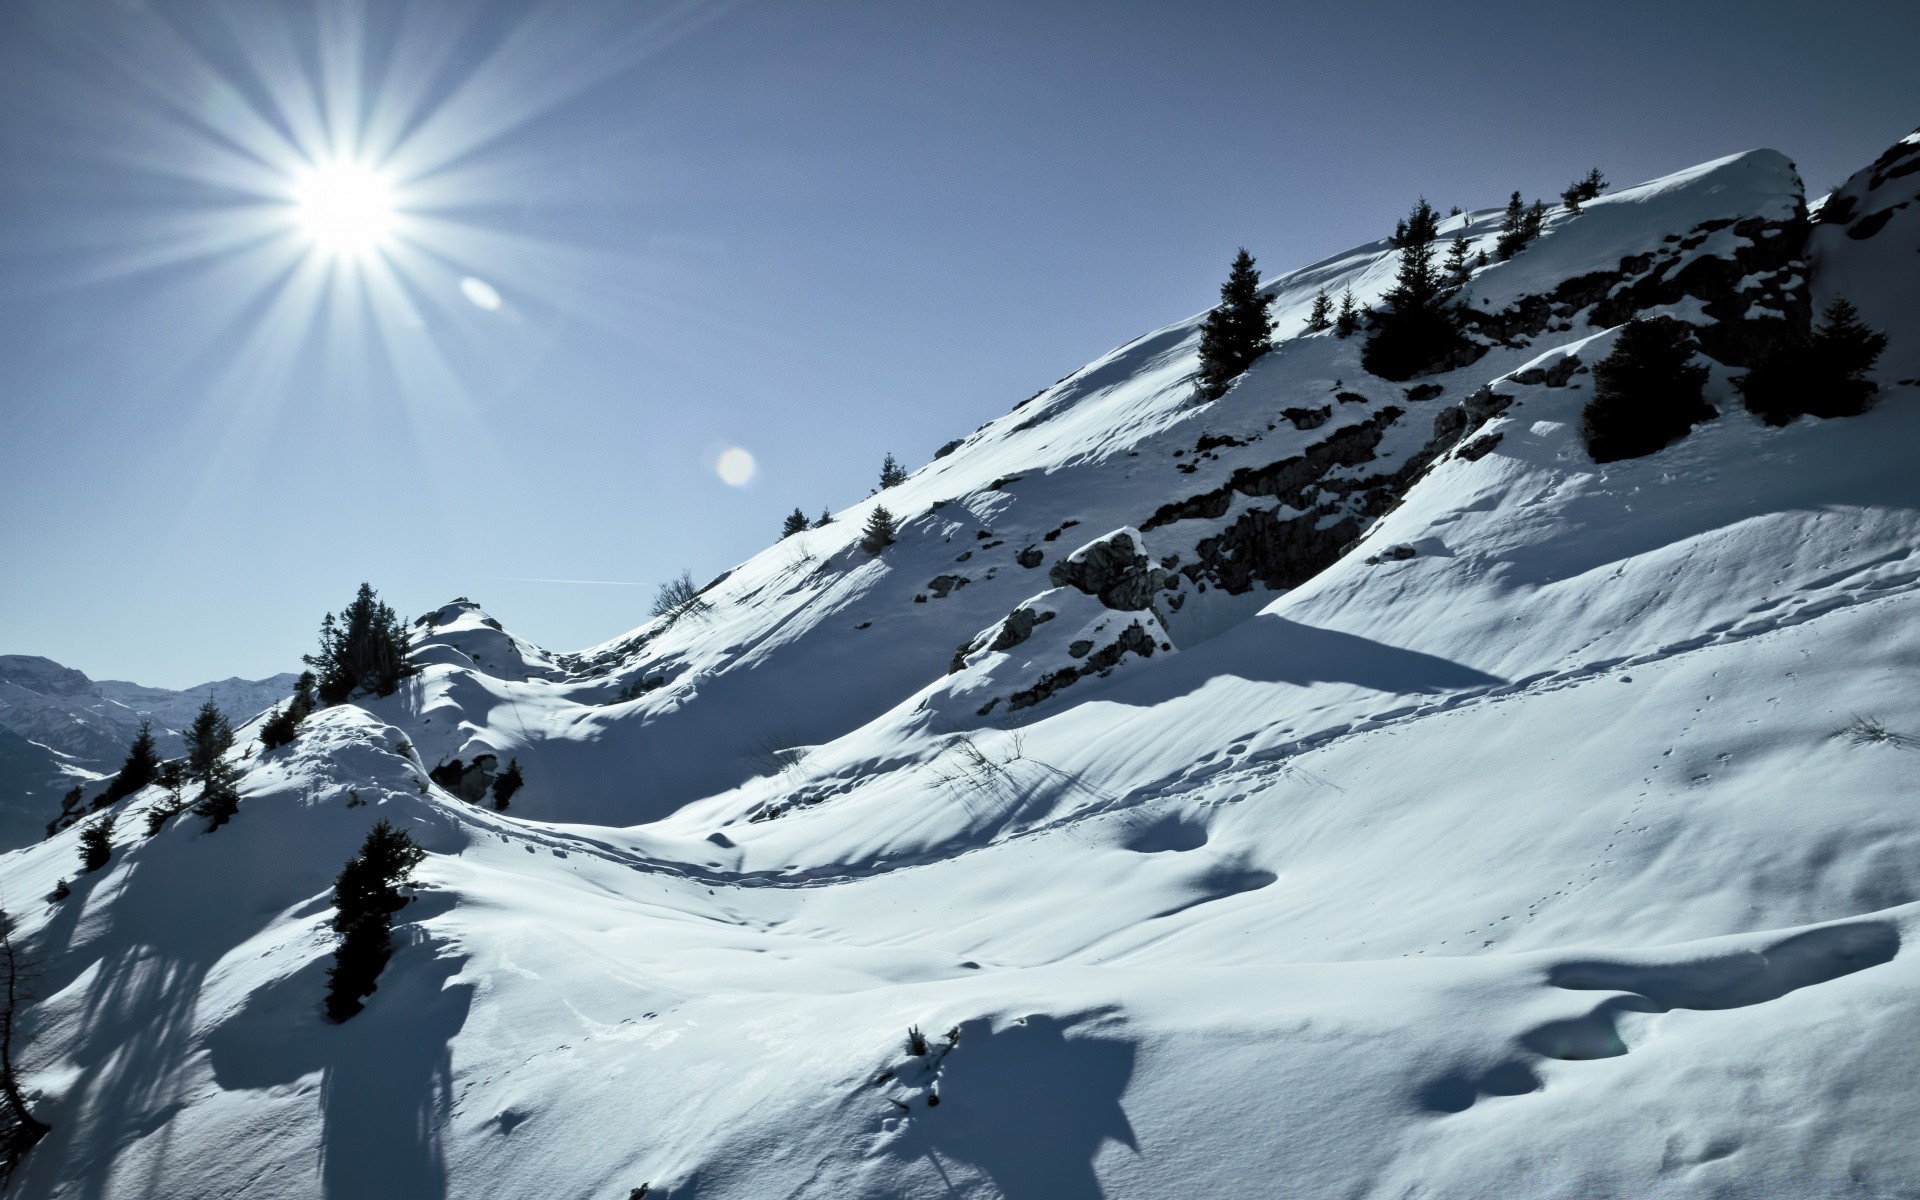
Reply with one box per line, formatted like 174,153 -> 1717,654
2,0 -> 1915,687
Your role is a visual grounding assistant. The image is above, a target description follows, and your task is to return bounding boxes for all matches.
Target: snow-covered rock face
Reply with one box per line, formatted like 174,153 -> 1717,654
8,132 -> 1920,1200
1812,127 -> 1920,381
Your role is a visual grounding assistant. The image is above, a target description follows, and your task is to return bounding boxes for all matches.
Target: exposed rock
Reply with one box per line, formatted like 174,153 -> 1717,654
1282,405 -> 1332,430
1016,546 -> 1044,568
1141,409 -> 1402,530
1007,622 -> 1158,712
429,754 -> 498,804
1404,383 -> 1445,402
1048,529 -> 1173,610
1458,431 -> 1505,462
926,574 -> 970,599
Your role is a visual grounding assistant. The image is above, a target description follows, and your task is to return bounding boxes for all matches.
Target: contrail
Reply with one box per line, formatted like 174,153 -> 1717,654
489,576 -> 654,586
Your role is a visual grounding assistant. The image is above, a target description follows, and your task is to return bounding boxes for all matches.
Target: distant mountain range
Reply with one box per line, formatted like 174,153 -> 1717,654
0,655 -> 296,849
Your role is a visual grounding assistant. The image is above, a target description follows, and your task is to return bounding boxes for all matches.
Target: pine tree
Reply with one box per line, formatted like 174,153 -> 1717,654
1443,236 -> 1474,288
860,505 -> 898,554
259,705 -> 295,751
304,584 -> 416,706
1582,317 -> 1715,462
1193,249 -> 1277,401
1495,192 -> 1530,260
781,508 -> 810,538
1304,289 -> 1334,332
192,760 -> 243,831
878,454 -> 908,490
814,508 -> 833,528
1363,199 -> 1466,380
491,758 -> 524,811
1563,167 -> 1609,212
78,814 -> 114,873
1523,200 -> 1548,242
183,701 -> 234,783
1739,296 -> 1888,425
1334,287 -> 1361,338
98,720 -> 161,806
325,819 -> 427,1022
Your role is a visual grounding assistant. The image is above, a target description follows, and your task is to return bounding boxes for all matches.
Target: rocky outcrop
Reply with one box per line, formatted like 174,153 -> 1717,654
1048,528 -> 1175,611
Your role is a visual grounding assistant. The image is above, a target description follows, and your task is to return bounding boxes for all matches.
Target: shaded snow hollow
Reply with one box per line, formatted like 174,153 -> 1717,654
7,132 -> 1920,1199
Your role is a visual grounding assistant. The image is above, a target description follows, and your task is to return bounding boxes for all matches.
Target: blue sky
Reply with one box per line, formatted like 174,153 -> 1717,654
2,0 -> 1916,687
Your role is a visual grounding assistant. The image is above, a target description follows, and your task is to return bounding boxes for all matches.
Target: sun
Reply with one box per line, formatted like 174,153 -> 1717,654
292,160 -> 396,257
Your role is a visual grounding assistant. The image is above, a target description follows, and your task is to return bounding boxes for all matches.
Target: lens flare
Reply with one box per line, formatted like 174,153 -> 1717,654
716,447 -> 756,487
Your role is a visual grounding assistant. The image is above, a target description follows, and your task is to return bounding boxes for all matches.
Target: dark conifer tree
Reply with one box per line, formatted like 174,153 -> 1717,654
1334,287 -> 1361,338
1304,289 -> 1334,332
192,760 -> 242,831
1193,249 -> 1277,401
1363,199 -> 1466,380
860,505 -> 898,554
878,454 -> 908,489
304,584 -> 416,706
1443,236 -> 1474,288
325,819 -> 427,1022
781,508 -> 810,538
98,720 -> 161,806
259,705 -> 296,751
491,758 -> 524,811
1495,192 -> 1529,260
1563,168 -> 1608,212
183,701 -> 234,783
814,508 -> 834,528
1523,200 -> 1548,242
79,814 -> 114,873
1739,296 -> 1888,425
1581,317 -> 1715,462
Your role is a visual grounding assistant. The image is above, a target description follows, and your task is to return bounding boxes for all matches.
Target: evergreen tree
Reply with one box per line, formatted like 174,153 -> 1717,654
1523,200 -> 1548,242
1581,317 -> 1715,462
878,454 -> 908,489
1495,192 -> 1530,260
192,760 -> 242,831
1334,287 -> 1361,338
860,505 -> 898,553
814,508 -> 834,528
1362,199 -> 1466,380
183,701 -> 234,783
1193,249 -> 1277,401
1304,289 -> 1334,332
1443,236 -> 1474,288
1739,296 -> 1888,425
98,720 -> 160,806
259,705 -> 296,751
48,880 -> 69,902
1389,198 -> 1441,249
79,814 -> 114,873
491,758 -> 524,811
781,508 -> 810,538
1563,167 -> 1609,212
304,583 -> 416,706
325,819 -> 427,1022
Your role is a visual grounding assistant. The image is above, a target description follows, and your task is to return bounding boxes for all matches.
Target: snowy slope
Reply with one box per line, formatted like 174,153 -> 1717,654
5,128 -> 1918,1200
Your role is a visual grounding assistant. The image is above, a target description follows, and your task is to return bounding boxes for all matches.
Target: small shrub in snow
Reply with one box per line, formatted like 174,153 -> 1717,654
79,815 -> 114,873
861,506 -> 898,554
1581,317 -> 1713,462
906,1025 -> 929,1056
650,570 -> 710,627
1334,287 -> 1361,338
815,508 -> 834,528
1193,248 -> 1276,402
49,879 -> 70,902
325,819 -> 426,1023
743,733 -> 806,779
1835,715 -> 1912,749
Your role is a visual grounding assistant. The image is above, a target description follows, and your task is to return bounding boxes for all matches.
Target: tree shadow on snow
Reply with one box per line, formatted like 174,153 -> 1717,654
892,1015 -> 1136,1200
205,928 -> 473,1200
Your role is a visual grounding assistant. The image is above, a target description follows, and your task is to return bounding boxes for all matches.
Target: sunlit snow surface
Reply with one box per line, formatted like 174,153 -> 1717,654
7,138 -> 1920,1198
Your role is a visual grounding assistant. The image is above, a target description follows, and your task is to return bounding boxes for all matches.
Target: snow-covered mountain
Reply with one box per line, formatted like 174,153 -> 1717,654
0,656 -> 299,849
5,128 -> 1917,1199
